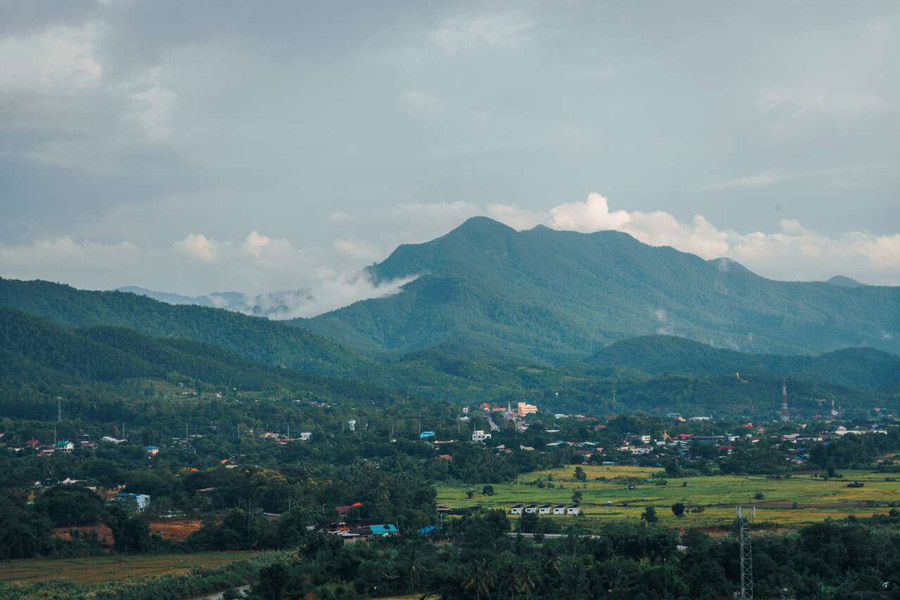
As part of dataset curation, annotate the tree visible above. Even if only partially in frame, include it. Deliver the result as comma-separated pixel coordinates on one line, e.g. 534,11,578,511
104,504,151,554
572,490,583,504
0,493,49,559
641,506,658,524
482,485,495,496
257,563,288,600
34,485,105,527
573,466,587,481
671,502,685,517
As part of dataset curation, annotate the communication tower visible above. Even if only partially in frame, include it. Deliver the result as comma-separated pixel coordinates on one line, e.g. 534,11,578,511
737,506,755,600
780,380,789,423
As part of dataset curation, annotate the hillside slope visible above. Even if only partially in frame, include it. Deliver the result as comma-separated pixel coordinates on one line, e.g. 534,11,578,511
299,217,900,362
0,278,366,377
0,308,404,405
584,335,900,390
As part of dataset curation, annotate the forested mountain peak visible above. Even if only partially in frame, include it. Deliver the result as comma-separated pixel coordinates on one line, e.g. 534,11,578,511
300,218,900,362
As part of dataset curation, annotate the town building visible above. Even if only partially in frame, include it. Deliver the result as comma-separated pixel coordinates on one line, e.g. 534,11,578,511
472,430,492,443
517,402,538,417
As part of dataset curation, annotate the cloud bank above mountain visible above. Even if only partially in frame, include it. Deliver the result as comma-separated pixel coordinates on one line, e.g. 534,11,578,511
1,2,897,309
3,193,900,318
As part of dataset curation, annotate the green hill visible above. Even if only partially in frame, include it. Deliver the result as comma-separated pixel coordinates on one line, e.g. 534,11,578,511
0,278,367,377
584,335,900,390
298,217,900,363
0,308,405,406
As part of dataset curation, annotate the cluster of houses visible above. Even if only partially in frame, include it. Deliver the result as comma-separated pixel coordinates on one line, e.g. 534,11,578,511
509,503,581,516
476,402,539,420
11,436,126,457
319,520,401,542
259,431,312,443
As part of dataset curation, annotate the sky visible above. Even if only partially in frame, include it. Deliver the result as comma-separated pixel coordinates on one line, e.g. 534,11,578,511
0,1,898,316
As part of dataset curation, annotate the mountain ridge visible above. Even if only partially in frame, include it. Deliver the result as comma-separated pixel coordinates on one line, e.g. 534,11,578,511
297,217,900,362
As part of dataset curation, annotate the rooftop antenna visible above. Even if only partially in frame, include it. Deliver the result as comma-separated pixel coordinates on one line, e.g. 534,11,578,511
737,506,755,600
780,380,789,423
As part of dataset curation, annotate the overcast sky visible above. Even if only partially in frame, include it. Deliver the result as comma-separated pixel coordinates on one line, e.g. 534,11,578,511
1,1,898,312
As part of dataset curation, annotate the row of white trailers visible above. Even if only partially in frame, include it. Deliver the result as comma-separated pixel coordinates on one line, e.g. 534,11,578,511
509,503,580,516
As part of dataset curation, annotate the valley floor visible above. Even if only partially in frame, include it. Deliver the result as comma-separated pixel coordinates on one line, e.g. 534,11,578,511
437,465,900,529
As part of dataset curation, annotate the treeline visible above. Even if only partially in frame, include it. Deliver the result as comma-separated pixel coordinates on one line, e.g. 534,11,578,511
248,512,900,600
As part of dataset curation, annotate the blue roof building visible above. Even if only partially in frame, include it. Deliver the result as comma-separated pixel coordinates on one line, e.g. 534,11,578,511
369,524,399,536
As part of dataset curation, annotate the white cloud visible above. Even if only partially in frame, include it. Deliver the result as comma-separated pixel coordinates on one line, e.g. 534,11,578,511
0,237,137,266
485,204,543,230
545,193,900,285
274,271,419,319
761,88,892,116
701,170,785,191
328,211,352,224
241,231,294,264
175,233,219,262
429,13,533,53
125,69,176,142
0,24,103,91
701,163,897,191
334,238,383,261
399,91,442,115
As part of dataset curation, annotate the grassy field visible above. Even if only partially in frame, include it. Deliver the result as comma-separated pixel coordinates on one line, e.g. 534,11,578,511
437,465,900,529
0,551,256,584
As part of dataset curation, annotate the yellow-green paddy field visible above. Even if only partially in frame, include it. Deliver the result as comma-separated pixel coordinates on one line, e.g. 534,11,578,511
437,465,900,530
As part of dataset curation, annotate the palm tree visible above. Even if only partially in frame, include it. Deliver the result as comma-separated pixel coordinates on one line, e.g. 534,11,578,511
463,559,497,600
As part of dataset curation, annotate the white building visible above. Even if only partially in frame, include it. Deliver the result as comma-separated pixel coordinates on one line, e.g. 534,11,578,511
509,505,523,515
566,504,581,515
472,430,492,443
538,504,552,515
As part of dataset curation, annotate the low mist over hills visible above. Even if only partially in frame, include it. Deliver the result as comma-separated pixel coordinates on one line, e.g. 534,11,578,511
297,217,900,363
117,286,315,319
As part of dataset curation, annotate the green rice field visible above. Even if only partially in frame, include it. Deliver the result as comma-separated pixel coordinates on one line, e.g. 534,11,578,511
437,464,900,529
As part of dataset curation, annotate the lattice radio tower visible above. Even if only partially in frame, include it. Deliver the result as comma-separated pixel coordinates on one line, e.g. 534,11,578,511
737,506,755,600
780,380,789,423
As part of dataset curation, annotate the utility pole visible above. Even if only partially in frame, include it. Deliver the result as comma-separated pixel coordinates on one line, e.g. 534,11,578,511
56,396,62,423
737,506,754,600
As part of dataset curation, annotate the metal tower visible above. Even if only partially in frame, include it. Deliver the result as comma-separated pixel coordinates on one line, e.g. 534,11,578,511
780,380,789,423
737,506,755,600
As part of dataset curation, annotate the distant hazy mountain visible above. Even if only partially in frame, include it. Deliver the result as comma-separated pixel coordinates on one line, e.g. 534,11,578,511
297,217,900,362
116,286,313,319
826,275,864,288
